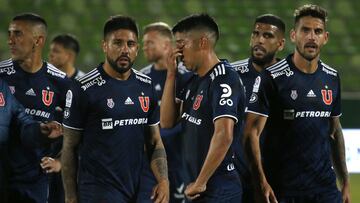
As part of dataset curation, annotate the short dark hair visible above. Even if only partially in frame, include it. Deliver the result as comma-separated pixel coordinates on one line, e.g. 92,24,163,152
294,4,328,25
255,14,285,34
172,13,219,44
143,22,172,40
12,13,47,33
103,15,139,39
52,34,80,55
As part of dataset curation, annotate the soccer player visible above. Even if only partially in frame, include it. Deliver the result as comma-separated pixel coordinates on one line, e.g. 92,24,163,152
49,34,85,80
230,14,285,203
0,78,63,203
61,15,169,203
0,13,69,203
138,22,190,203
46,33,84,203
243,4,351,203
161,14,246,202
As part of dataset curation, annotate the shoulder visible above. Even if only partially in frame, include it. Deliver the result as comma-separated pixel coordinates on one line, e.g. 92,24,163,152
209,62,238,82
76,67,106,91
264,58,292,80
230,58,250,73
0,59,16,76
319,61,338,77
74,69,86,79
45,62,67,79
139,64,153,75
133,69,153,85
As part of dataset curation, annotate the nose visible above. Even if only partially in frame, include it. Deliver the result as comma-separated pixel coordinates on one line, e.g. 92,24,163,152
8,33,14,45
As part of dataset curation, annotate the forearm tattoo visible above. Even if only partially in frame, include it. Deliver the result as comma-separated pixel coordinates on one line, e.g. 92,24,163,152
61,127,81,200
151,148,168,181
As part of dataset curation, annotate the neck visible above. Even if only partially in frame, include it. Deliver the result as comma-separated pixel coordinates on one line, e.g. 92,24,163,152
252,58,278,73
292,51,319,74
17,53,43,73
103,61,131,80
62,63,76,78
197,51,220,77
153,58,167,71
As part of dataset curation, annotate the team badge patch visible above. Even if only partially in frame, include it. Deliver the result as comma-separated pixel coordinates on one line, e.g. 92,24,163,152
193,95,203,110
290,90,298,100
107,98,115,108
321,89,333,105
42,88,54,106
138,96,150,112
0,92,5,106
65,90,73,108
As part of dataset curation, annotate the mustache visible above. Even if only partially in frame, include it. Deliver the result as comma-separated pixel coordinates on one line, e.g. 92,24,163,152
117,55,130,61
304,42,318,48
252,45,266,53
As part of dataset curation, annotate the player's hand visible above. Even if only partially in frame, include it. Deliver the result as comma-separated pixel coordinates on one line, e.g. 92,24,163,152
151,179,169,203
184,181,206,200
40,121,63,139
40,157,61,173
341,180,351,203
257,180,278,203
165,48,182,75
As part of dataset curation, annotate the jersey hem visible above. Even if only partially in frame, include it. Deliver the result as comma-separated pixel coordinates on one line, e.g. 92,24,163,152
213,114,238,123
245,110,269,117
62,124,84,131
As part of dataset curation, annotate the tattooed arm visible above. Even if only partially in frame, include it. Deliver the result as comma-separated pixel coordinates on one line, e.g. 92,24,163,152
145,124,169,203
329,117,350,202
61,127,82,203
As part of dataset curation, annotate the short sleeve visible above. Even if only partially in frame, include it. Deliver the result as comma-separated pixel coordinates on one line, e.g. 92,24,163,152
331,75,341,117
210,71,245,123
147,83,160,126
62,81,88,130
246,71,274,117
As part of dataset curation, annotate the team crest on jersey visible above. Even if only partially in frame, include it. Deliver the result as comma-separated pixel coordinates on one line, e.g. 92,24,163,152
321,89,333,105
290,90,298,100
0,92,5,106
9,86,15,94
107,98,115,108
138,96,150,112
193,95,203,110
42,88,54,106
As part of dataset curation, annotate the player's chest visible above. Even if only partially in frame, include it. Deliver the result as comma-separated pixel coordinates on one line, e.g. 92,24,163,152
184,81,211,115
89,86,154,117
5,76,62,109
277,76,338,109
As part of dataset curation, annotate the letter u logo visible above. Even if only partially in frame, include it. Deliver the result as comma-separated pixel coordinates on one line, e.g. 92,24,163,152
193,95,203,110
321,90,332,105
138,96,150,112
42,90,54,106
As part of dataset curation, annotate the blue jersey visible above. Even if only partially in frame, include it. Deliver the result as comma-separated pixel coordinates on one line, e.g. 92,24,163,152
0,79,49,202
232,58,261,106
63,64,159,202
247,54,340,196
178,60,246,187
0,59,69,182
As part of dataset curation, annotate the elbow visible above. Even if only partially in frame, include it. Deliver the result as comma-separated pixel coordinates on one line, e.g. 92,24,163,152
160,118,174,129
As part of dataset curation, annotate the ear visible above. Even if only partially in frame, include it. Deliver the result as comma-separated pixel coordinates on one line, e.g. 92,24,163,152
199,36,208,49
278,38,286,51
102,39,107,53
323,31,329,45
290,28,296,43
35,35,46,47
